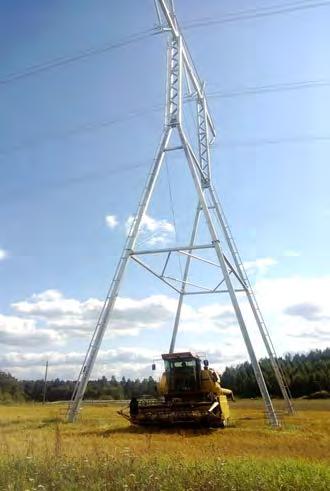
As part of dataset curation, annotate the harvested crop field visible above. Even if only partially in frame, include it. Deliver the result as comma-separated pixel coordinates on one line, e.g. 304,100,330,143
0,399,329,490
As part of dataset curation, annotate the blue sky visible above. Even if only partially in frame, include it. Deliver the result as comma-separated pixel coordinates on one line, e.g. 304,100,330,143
0,0,329,380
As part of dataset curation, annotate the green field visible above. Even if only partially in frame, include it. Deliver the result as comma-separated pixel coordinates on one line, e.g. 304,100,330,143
0,399,329,490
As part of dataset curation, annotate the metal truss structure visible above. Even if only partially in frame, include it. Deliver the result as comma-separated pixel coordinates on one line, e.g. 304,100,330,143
68,0,294,426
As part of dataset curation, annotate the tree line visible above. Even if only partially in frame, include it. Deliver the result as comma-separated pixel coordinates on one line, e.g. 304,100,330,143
0,348,329,403
221,348,330,398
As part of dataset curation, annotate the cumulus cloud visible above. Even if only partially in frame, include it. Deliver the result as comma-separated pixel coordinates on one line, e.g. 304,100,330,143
3,273,330,379
113,295,177,330
284,302,327,321
1,345,247,380
11,290,179,337
283,250,301,257
243,257,277,275
10,289,235,341
126,213,174,246
0,347,158,380
105,215,118,229
0,313,63,347
179,304,236,333
0,248,8,261
255,276,330,344
4,292,193,379
12,289,100,321
190,346,247,371
289,326,330,341
0,347,155,369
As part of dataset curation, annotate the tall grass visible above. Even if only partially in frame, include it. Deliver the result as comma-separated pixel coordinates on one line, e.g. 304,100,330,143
0,400,329,490
1,454,329,490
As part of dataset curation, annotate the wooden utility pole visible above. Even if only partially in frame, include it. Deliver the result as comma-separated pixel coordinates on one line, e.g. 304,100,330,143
43,360,48,404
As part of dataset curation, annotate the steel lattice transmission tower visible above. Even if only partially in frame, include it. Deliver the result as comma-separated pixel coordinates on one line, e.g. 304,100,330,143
68,0,294,426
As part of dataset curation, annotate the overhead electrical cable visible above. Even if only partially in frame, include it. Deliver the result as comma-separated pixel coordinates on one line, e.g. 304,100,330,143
218,134,330,148
1,78,329,158
207,79,330,99
1,0,329,86
0,102,163,158
0,160,150,205
2,133,329,205
0,28,156,85
184,0,330,30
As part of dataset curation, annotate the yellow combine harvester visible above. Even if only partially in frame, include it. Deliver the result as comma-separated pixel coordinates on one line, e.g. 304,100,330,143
118,352,234,427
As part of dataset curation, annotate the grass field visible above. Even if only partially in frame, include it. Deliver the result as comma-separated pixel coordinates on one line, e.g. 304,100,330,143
0,399,329,490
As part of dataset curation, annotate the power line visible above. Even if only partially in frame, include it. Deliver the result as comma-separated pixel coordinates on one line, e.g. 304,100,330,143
0,29,156,86
0,102,163,157
1,135,328,206
184,0,330,30
218,135,330,148
1,78,329,158
0,160,150,206
208,79,330,99
1,1,329,87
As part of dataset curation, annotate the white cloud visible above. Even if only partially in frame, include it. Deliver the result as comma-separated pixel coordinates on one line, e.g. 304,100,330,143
0,347,159,380
105,215,119,229
113,295,177,330
2,273,330,379
243,257,277,275
254,275,330,347
179,304,236,333
9,277,330,351
0,345,247,380
283,250,301,257
0,313,63,347
0,347,155,369
183,345,247,372
10,290,180,339
2,288,237,352
284,302,326,321
13,289,80,315
0,248,8,261
11,288,237,341
126,213,174,246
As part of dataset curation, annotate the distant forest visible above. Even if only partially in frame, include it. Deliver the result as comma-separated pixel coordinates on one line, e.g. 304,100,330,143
0,348,329,403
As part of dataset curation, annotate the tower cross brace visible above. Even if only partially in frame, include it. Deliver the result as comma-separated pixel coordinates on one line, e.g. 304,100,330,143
68,0,294,426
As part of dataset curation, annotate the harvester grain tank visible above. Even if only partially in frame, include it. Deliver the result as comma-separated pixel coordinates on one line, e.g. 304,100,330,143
118,352,234,427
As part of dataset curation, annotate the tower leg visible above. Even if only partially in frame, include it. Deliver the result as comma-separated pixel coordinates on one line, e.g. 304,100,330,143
208,186,294,414
179,126,280,427
67,127,172,422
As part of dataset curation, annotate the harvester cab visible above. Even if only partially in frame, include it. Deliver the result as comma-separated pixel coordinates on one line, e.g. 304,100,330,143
118,352,234,427
160,352,201,398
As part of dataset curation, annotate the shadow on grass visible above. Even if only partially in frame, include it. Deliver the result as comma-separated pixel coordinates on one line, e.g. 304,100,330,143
80,424,220,438
0,416,63,433
37,417,63,428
